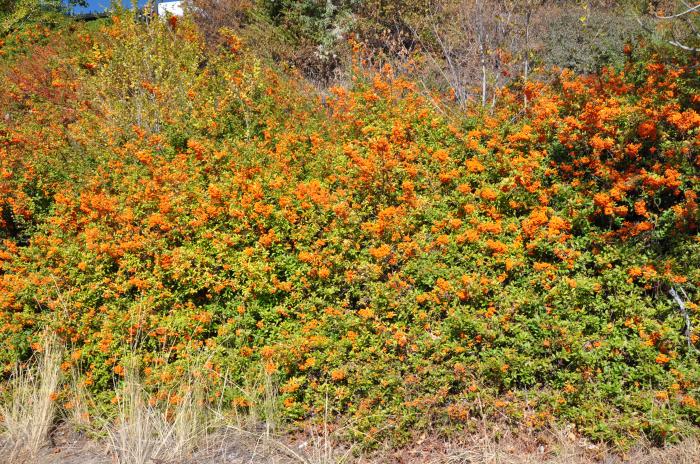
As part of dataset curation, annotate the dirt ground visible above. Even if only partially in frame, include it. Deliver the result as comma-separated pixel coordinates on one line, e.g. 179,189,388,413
18,424,700,464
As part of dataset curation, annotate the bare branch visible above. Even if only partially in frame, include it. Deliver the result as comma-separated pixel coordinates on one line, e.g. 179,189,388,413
670,287,699,353
654,3,700,20
635,13,700,52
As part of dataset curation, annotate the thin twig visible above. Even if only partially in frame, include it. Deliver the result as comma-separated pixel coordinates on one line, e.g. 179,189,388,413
670,287,699,353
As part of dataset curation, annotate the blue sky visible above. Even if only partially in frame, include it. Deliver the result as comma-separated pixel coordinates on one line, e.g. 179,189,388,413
67,0,150,14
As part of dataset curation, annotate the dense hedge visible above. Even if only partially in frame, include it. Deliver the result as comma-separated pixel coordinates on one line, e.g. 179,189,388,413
0,14,699,447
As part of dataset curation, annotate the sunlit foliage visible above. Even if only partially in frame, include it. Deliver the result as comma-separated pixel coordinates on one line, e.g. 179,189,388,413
0,13,699,448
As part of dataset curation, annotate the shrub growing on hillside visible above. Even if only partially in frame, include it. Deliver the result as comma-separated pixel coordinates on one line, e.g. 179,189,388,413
0,13,699,449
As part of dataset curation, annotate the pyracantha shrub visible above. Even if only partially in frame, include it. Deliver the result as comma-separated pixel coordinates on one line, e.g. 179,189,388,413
0,13,699,449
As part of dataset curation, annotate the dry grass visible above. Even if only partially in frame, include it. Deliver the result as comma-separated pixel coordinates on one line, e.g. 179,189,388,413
105,364,151,464
382,427,700,464
0,332,63,463
634,437,700,464
263,396,356,464
65,368,93,433
197,421,700,464
105,361,215,464
164,386,212,460
206,374,356,464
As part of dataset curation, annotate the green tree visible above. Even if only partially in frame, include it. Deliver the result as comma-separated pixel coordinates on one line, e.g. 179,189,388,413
1,0,63,35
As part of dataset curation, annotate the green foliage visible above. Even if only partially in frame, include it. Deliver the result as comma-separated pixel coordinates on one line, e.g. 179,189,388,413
542,5,640,74
1,0,66,36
